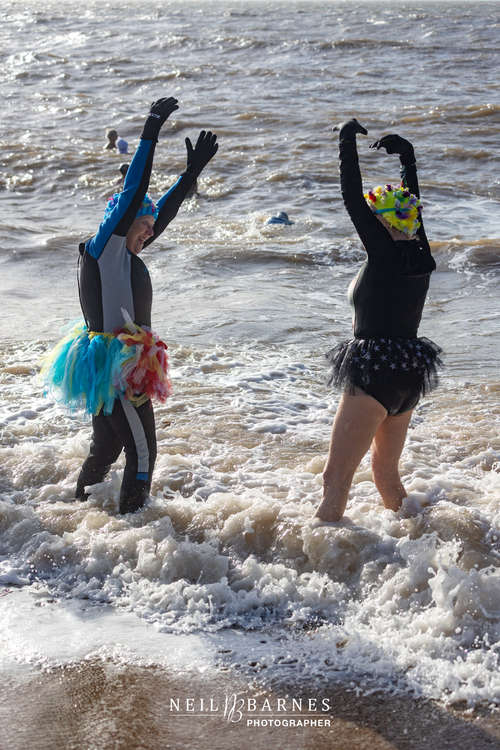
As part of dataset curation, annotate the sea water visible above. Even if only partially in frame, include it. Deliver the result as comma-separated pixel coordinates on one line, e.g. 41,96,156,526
0,0,499,708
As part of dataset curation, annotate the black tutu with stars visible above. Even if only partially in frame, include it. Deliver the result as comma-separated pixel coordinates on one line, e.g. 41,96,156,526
325,336,443,396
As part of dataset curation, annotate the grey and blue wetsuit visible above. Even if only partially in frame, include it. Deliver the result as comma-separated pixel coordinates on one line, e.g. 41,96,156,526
78,137,195,332
76,135,197,512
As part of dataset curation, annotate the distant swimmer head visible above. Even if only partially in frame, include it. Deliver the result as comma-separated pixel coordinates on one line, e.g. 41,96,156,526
266,211,294,226
117,138,129,154
105,129,118,149
365,184,421,238
103,192,159,222
119,163,129,178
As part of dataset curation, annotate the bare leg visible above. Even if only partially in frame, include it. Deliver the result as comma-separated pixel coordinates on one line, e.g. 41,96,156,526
371,408,413,512
316,390,387,522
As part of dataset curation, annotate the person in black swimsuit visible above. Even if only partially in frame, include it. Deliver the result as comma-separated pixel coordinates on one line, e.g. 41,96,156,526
44,97,218,514
315,118,441,523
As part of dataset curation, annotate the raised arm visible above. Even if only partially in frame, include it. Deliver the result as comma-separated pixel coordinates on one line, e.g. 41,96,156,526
370,133,420,196
338,119,386,249
144,130,218,248
370,133,429,243
86,97,179,259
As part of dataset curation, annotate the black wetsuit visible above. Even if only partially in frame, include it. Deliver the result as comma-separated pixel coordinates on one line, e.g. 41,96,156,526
76,136,197,512
326,135,441,415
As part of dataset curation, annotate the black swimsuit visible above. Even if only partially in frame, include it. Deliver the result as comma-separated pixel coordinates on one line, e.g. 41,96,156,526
326,136,442,415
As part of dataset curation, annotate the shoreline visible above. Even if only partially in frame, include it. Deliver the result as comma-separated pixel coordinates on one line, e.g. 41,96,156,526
1,658,500,750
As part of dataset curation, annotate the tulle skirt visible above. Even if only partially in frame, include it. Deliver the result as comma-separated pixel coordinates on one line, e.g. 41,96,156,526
325,336,442,397
40,319,172,415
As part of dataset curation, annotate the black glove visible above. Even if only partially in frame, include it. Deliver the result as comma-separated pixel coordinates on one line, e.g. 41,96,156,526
370,134,415,165
141,97,179,140
337,118,368,140
185,131,218,177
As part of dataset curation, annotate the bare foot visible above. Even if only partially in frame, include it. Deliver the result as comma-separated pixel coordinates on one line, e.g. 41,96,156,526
315,474,348,522
382,497,404,513
314,500,343,523
381,484,406,513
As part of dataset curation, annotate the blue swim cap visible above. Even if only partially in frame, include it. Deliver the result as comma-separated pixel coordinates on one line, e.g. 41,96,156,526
104,193,159,222
266,211,294,226
136,194,158,219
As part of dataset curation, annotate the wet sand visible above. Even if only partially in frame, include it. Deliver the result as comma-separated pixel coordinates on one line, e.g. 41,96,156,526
1,661,499,750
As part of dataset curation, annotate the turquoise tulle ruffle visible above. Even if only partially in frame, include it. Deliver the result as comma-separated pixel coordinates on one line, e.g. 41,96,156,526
41,322,129,415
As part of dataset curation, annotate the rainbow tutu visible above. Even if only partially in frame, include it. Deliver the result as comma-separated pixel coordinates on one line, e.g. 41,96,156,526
41,318,172,415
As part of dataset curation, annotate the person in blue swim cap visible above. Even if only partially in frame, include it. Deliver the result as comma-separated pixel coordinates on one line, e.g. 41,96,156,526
117,137,129,154
266,211,294,225
43,98,218,514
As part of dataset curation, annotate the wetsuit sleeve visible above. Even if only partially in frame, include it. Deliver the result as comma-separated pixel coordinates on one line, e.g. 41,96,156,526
399,152,420,199
339,136,388,256
143,170,198,248
86,137,157,259
400,153,432,251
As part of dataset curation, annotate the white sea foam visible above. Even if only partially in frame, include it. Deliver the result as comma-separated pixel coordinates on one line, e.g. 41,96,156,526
1,345,499,706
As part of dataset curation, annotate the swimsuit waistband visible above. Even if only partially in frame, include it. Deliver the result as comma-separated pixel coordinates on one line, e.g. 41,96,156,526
87,330,115,340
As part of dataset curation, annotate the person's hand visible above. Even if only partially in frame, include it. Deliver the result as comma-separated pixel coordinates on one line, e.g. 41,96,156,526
369,133,413,156
337,118,368,139
185,131,218,176
141,97,179,139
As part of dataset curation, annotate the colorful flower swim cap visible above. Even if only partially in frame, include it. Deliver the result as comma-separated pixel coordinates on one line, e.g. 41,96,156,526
365,184,421,237
103,193,158,222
